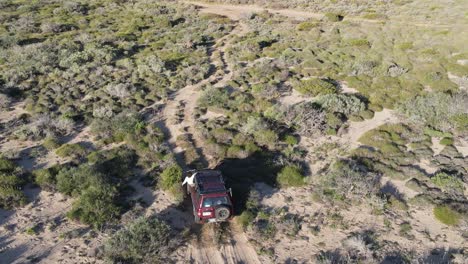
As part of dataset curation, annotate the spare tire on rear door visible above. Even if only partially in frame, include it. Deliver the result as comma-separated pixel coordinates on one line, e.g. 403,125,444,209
215,205,231,221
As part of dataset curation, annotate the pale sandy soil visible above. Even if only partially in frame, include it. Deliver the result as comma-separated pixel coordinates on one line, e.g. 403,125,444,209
448,72,468,91
339,81,359,94
278,89,306,106
1,2,467,264
0,190,106,264
454,138,468,157
251,182,467,263
431,137,445,156
342,109,399,148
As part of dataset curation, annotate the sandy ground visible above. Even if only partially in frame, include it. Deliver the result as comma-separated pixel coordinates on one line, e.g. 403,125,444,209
1,2,467,264
0,190,106,264
342,109,399,148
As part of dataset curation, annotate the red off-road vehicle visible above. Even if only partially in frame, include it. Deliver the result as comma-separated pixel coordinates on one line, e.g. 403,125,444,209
187,170,233,223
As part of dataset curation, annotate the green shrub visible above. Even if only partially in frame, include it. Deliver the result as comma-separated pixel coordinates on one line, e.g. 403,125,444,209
253,129,278,149
294,78,336,97
0,158,16,172
346,38,370,47
433,205,461,226
33,167,60,191
284,135,298,145
55,143,87,159
43,137,61,150
238,210,255,229
91,112,144,143
104,216,173,263
296,21,318,31
55,148,135,228
430,172,464,193
387,196,408,211
277,165,305,188
67,184,121,228
439,137,453,145
399,92,467,134
0,157,27,209
399,222,412,237
359,110,375,119
324,13,343,22
159,165,182,190
25,225,39,236
349,115,364,122
316,94,365,116
226,145,248,158
159,165,182,193
450,113,468,133
423,127,452,138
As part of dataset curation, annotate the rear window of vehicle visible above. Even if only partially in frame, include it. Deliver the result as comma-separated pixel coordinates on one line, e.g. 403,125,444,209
202,196,229,207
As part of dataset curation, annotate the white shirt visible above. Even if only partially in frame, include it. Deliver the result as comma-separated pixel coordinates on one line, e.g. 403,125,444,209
182,173,196,186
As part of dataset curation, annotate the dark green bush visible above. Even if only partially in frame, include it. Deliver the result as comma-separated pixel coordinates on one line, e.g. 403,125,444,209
33,166,61,191
103,217,174,264
159,165,182,191
0,157,27,209
68,184,121,228
42,136,61,150
55,143,87,159
159,164,183,201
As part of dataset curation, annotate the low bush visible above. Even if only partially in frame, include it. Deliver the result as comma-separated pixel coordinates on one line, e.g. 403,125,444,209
68,184,121,229
0,157,27,209
316,94,366,116
296,21,318,31
346,38,370,47
284,135,298,146
33,166,61,191
55,148,136,227
439,137,453,146
254,129,278,149
103,217,174,263
159,165,182,191
294,78,336,97
359,110,375,120
238,210,255,229
430,172,464,194
42,137,61,150
398,92,468,134
55,143,88,159
433,205,461,226
159,164,183,201
324,13,343,22
320,160,381,201
277,165,305,188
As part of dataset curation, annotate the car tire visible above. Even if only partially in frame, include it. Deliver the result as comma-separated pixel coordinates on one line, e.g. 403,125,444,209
215,206,231,221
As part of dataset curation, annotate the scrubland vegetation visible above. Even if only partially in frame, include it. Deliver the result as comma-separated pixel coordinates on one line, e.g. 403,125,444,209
1,0,468,263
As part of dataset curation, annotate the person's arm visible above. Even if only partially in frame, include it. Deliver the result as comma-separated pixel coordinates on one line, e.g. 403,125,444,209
182,177,188,186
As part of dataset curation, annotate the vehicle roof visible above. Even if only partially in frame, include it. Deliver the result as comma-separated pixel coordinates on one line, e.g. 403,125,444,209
194,170,227,195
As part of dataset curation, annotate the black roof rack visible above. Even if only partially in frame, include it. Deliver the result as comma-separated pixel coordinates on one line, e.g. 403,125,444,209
194,170,227,194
